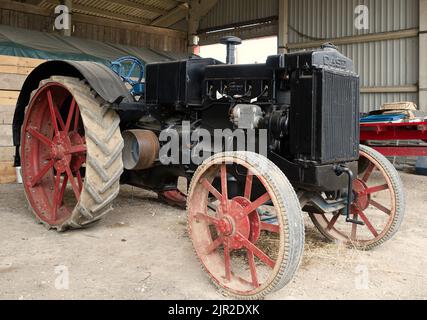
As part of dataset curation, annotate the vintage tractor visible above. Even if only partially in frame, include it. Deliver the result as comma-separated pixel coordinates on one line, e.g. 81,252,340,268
12,38,405,299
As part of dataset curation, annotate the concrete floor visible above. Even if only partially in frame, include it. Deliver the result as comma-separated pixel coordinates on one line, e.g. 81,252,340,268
0,172,426,300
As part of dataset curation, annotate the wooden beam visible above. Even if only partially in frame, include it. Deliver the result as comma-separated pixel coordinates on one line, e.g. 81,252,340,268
288,28,419,50
360,85,418,94
151,3,189,28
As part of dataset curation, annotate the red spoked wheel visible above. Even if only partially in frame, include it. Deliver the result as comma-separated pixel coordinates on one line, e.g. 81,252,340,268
21,76,124,231
309,145,405,250
188,152,304,299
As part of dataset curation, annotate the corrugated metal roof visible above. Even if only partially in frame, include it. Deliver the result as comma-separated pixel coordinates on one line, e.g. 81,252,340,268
199,0,278,32
38,0,181,24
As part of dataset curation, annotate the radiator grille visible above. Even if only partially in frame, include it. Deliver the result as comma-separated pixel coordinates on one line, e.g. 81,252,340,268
320,70,360,163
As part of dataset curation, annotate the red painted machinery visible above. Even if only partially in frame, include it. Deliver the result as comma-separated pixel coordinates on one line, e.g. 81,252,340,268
361,121,427,157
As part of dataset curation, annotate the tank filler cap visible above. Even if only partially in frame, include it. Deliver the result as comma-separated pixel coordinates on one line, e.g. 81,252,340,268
321,42,338,50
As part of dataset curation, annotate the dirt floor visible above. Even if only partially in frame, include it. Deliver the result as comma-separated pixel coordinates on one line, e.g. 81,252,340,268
0,172,426,300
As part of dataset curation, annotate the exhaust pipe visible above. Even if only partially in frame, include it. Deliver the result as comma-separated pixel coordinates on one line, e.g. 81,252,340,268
220,36,242,65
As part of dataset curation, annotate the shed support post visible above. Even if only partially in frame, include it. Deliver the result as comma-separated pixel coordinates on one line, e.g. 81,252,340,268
60,0,72,37
187,0,219,55
278,0,289,54
420,0,427,112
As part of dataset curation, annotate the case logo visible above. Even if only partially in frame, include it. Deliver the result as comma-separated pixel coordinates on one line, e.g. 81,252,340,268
323,56,347,69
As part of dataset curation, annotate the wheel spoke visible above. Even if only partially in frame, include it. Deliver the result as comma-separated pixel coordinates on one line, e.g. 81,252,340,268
326,213,340,231
52,173,61,220
46,89,60,135
370,200,391,215
362,184,389,195
220,164,228,204
30,160,54,187
247,250,260,288
53,104,65,131
58,174,68,206
238,233,275,269
356,209,379,238
65,98,76,134
362,163,375,182
201,179,223,202
223,239,232,281
195,212,220,225
244,171,253,199
243,193,271,217
260,222,280,233
206,236,224,254
67,144,87,155
27,127,53,147
127,63,136,78
65,166,80,200
73,103,80,131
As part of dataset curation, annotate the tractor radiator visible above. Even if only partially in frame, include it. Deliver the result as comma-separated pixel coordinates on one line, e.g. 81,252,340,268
290,68,360,164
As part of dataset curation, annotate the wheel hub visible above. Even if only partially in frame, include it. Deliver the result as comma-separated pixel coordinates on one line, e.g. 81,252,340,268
215,198,258,250
217,216,234,236
353,179,370,210
51,132,72,172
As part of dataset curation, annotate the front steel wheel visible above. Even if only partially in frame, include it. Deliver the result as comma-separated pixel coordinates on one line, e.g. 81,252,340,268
21,76,124,231
187,152,305,299
309,145,405,250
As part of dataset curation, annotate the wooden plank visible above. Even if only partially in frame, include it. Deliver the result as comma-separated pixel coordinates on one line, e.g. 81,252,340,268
0,106,15,125
0,97,17,106
0,65,34,75
0,124,13,147
0,161,16,184
0,91,20,99
0,55,44,68
0,73,27,91
0,146,15,162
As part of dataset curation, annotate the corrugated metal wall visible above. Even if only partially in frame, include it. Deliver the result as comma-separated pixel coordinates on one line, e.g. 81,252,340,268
288,0,420,112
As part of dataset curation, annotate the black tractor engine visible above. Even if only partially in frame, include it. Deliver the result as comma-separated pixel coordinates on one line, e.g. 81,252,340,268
129,41,360,194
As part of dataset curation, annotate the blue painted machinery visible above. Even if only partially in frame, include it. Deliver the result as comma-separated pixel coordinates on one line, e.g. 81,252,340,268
110,56,145,96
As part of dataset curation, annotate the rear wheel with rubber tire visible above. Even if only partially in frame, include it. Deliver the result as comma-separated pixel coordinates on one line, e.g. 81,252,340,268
21,76,124,231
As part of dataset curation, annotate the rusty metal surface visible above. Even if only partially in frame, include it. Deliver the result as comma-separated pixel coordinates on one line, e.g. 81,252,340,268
122,129,160,170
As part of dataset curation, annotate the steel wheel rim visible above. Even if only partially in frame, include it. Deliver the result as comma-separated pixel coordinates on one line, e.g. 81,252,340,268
311,150,397,246
21,83,87,226
188,157,287,296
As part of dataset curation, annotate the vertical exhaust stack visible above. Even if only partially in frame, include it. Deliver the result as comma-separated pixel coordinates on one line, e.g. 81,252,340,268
220,36,242,64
